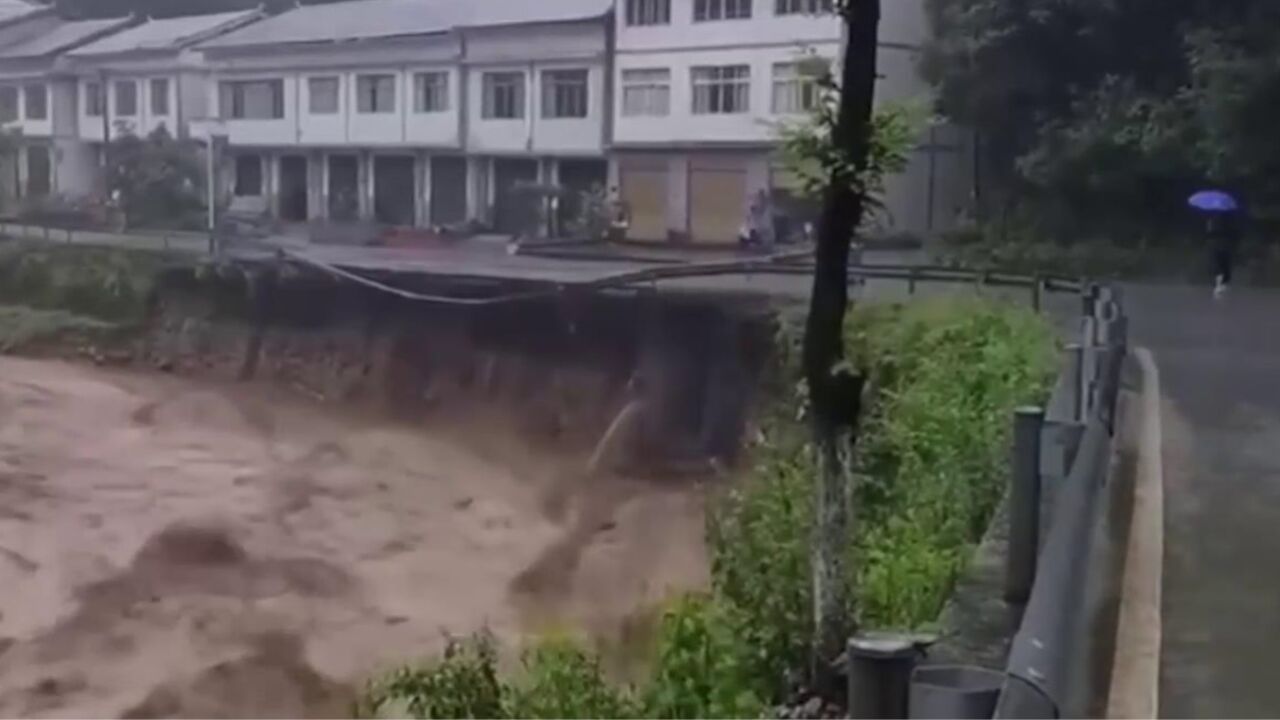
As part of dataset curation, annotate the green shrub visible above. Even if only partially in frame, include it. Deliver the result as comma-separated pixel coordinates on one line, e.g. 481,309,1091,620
848,299,1055,629
707,430,813,698
508,636,637,719
0,242,170,322
708,297,1055,690
361,633,505,719
362,297,1056,716
641,596,765,720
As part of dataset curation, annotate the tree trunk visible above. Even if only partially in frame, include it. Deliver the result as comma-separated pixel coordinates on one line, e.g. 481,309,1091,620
803,0,881,696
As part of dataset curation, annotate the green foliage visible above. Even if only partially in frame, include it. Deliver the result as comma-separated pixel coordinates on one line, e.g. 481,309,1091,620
106,125,207,231
774,62,926,226
0,242,169,322
710,297,1055,675
361,634,506,719
641,596,765,719
508,636,637,719
0,305,116,353
707,421,813,698
924,0,1280,237
846,300,1055,628
362,299,1055,717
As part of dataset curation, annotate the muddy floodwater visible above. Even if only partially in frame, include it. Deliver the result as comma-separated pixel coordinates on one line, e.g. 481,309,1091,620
0,356,708,717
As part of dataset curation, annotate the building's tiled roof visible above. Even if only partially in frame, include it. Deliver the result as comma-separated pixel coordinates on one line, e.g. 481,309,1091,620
199,0,611,50
0,0,45,27
69,9,260,57
0,16,134,59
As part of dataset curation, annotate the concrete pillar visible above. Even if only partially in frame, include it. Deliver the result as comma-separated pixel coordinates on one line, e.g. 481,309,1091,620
667,154,689,242
308,150,324,221
319,152,331,220
360,150,373,220
418,151,431,227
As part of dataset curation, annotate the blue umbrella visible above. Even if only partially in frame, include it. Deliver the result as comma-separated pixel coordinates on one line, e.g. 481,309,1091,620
1189,190,1239,213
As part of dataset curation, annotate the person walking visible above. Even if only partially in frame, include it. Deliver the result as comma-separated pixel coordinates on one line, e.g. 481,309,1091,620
1208,213,1240,298
1188,189,1242,299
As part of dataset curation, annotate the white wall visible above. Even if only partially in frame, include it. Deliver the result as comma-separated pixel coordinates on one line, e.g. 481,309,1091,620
79,72,180,141
212,71,300,146
0,76,54,138
462,21,608,156
54,136,98,196
612,0,936,146
613,43,840,146
466,62,607,155
614,0,841,52
215,66,464,149
204,37,465,149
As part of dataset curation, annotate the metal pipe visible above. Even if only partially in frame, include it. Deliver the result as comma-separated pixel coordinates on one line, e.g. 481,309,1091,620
1007,406,1045,603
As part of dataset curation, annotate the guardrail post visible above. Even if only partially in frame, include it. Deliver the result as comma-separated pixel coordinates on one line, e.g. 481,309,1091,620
1007,406,1045,603
908,269,918,295
1079,317,1098,417
1064,343,1084,424
911,666,1005,719
1031,278,1044,313
848,636,921,720
1081,283,1098,318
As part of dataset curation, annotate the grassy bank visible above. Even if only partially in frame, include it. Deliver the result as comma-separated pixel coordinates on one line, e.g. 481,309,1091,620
935,228,1280,285
0,240,174,323
359,297,1056,718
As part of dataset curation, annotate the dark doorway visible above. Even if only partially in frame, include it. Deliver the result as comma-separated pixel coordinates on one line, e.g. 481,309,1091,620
557,158,607,237
26,145,51,198
430,156,467,226
493,158,538,235
327,154,359,221
279,155,308,221
374,155,416,226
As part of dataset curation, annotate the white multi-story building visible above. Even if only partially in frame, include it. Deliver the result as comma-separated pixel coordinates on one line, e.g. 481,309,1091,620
0,0,968,238
0,5,134,205
610,0,971,243
194,0,612,231
66,10,264,145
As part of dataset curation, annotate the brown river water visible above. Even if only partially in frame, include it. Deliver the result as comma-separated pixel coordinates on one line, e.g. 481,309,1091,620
0,356,708,717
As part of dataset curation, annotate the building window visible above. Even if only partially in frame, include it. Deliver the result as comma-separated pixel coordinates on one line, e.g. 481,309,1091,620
414,72,448,113
219,79,284,120
23,83,46,120
0,86,14,122
542,69,588,119
85,82,104,117
234,154,263,197
308,76,339,114
772,61,824,114
692,65,751,114
621,68,670,117
482,71,525,120
775,0,833,14
357,74,396,114
626,0,670,25
114,80,137,117
695,0,752,21
150,78,170,116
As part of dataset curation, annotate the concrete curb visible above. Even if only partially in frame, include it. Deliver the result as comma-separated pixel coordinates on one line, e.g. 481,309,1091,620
1106,347,1164,719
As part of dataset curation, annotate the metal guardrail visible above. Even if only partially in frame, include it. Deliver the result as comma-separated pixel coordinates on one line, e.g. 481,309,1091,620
994,285,1129,719
0,219,210,254
855,284,1129,720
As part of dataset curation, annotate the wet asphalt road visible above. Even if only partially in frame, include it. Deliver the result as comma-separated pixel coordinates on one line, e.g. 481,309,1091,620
1125,284,1280,718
